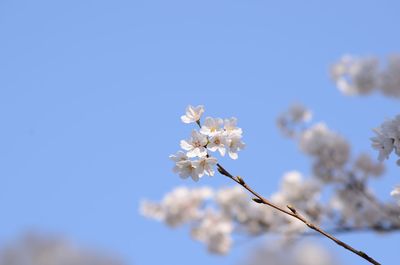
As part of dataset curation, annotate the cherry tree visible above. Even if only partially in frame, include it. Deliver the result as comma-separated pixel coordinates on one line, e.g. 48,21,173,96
141,54,400,265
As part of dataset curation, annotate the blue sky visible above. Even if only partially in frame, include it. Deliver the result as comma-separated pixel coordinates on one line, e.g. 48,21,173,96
1,0,399,264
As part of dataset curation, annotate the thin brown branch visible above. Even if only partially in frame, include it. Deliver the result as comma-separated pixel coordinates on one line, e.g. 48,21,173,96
306,224,400,236
216,163,381,265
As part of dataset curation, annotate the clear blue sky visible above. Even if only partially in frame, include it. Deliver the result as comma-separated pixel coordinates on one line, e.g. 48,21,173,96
1,1,399,264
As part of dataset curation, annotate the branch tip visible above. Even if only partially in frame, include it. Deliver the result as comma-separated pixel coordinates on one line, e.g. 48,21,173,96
287,205,297,214
237,176,245,185
252,198,264,204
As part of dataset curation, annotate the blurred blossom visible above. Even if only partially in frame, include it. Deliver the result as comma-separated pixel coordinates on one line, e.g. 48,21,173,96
243,241,339,265
215,186,275,235
276,103,312,137
216,186,251,223
0,233,124,265
354,153,385,177
271,171,321,221
294,243,338,265
140,186,213,227
391,187,400,206
191,211,233,254
331,55,378,96
331,54,400,98
330,187,384,227
300,123,350,181
380,55,400,97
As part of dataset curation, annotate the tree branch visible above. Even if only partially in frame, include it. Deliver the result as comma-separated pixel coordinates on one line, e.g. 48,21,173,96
216,163,381,265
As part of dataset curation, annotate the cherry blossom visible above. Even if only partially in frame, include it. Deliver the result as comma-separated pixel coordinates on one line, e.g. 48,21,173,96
193,156,218,178
226,132,245,160
200,117,224,136
207,132,228,156
180,130,208,158
181,105,205,124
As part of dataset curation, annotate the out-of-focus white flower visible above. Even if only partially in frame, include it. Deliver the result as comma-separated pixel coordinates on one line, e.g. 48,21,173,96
243,242,338,265
331,55,378,96
330,187,383,227
0,233,124,265
200,117,223,136
216,186,250,222
354,153,385,177
288,104,312,123
276,103,312,137
272,171,320,204
391,186,400,205
380,55,400,97
226,132,245,160
180,130,208,158
191,211,233,254
294,243,338,265
216,186,281,235
181,105,205,123
300,123,349,179
140,201,164,221
140,187,213,227
331,54,400,98
193,156,218,178
271,171,321,222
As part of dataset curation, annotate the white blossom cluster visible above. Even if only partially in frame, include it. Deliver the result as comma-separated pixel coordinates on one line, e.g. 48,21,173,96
141,171,328,254
191,211,234,254
140,186,233,254
0,233,124,265
140,186,213,227
331,54,400,97
170,105,245,182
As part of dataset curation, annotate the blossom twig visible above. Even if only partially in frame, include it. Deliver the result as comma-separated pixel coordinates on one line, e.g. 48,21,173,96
216,163,381,265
